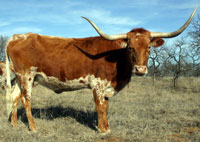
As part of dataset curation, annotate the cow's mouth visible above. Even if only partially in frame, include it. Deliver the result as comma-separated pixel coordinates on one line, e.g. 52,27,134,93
134,72,146,76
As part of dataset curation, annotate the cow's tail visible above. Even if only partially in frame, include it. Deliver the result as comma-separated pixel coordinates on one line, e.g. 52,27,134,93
5,39,12,117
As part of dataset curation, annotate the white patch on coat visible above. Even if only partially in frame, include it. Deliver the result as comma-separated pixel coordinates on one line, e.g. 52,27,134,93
35,72,89,92
120,42,127,48
0,63,6,89
15,67,36,100
14,66,116,104
0,63,16,90
19,34,27,40
26,68,36,100
89,75,116,104
12,83,21,106
8,33,29,43
16,67,117,104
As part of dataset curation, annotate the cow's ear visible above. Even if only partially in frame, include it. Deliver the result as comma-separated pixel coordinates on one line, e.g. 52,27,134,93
150,38,164,48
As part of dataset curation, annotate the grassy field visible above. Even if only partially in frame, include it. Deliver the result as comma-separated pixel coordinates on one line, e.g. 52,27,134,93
0,77,200,142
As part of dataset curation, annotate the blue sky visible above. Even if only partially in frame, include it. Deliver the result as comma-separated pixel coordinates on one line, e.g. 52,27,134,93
0,0,199,41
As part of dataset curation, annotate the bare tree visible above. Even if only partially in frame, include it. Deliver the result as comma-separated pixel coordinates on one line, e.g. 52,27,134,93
186,47,200,76
149,45,164,84
163,38,188,87
187,14,200,76
188,15,200,51
0,35,9,61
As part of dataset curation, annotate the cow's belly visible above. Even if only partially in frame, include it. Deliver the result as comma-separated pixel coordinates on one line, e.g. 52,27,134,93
35,72,90,93
34,72,116,97
25,69,117,104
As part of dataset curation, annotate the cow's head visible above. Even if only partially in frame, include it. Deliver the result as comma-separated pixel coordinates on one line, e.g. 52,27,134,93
125,28,164,76
82,7,197,76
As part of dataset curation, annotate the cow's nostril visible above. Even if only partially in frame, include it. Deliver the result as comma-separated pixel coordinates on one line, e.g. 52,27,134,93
134,65,147,76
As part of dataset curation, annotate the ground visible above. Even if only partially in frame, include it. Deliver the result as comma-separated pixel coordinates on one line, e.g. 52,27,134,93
0,77,200,142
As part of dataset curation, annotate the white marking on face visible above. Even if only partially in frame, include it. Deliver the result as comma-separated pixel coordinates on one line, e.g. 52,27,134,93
135,33,142,41
136,33,141,36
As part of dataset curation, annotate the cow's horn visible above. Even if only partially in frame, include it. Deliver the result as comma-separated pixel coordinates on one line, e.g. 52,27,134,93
150,7,198,38
82,16,127,40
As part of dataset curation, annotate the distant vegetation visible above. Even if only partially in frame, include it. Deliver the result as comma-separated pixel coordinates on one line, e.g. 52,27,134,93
148,15,200,87
0,35,8,61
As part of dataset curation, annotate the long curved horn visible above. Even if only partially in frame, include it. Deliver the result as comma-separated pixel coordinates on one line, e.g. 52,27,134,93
150,6,198,38
82,16,127,40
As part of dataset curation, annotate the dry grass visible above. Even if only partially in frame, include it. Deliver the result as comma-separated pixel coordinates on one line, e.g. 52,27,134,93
0,77,199,142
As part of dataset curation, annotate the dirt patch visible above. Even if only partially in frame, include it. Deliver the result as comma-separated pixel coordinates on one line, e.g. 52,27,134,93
185,127,200,134
96,135,129,142
167,134,189,142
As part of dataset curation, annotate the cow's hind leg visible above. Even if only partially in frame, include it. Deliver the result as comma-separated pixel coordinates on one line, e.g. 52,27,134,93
93,90,110,134
10,83,21,127
18,71,36,132
21,93,36,132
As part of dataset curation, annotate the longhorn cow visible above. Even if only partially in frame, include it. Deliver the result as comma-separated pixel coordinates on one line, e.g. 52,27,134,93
5,7,197,133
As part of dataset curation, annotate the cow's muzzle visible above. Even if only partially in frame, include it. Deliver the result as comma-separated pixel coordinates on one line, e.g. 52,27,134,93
134,65,148,76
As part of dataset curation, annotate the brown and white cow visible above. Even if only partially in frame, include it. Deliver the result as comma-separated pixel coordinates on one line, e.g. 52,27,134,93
0,61,15,91
0,61,19,117
5,7,197,133
0,61,7,90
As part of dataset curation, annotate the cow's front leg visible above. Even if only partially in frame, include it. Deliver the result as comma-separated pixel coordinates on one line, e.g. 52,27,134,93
93,89,111,134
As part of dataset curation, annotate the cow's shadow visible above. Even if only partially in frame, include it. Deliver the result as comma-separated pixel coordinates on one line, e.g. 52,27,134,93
15,106,98,131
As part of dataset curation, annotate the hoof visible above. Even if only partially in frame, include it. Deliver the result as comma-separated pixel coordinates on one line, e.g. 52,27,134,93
102,129,111,135
29,127,37,132
30,129,37,133
98,128,112,135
